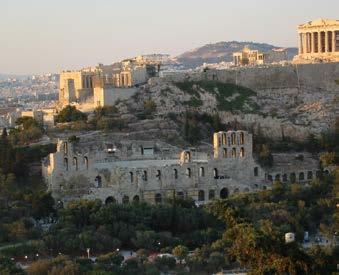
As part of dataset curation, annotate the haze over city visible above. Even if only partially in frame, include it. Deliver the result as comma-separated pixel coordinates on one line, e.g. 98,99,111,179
1,0,339,74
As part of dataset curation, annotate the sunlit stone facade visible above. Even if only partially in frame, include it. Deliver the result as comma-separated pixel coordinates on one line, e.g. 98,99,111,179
294,19,339,63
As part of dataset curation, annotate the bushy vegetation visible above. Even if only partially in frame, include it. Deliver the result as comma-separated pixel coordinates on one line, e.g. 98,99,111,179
8,117,44,145
179,111,226,145
92,106,125,131
135,100,157,120
0,129,56,245
254,117,339,165
56,105,87,123
43,198,222,254
175,80,259,112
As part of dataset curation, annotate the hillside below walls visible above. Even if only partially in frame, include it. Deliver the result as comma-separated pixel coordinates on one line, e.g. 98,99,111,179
119,63,339,141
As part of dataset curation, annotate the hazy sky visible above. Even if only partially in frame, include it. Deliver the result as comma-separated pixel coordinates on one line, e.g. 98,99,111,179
1,0,338,74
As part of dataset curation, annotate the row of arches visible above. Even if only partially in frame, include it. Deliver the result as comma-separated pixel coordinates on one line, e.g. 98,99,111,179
63,156,88,171
222,147,245,158
127,167,225,182
221,132,245,147
267,170,321,183
104,187,250,205
105,195,140,205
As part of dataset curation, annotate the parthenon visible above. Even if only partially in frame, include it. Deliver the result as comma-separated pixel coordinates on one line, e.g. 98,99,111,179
294,18,339,63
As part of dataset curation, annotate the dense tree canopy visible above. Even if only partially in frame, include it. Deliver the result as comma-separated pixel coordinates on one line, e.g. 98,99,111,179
56,105,87,123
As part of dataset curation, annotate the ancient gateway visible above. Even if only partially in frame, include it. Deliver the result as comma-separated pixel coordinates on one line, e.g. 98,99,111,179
42,131,320,205
295,18,339,63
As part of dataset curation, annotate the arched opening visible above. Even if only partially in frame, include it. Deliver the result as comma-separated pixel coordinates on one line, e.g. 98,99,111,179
208,190,215,200
73,157,78,171
223,148,227,158
213,168,218,179
105,196,116,204
95,175,102,188
199,167,205,177
122,195,129,204
231,133,236,145
290,173,296,183
186,168,191,178
84,156,89,170
174,169,178,179
307,171,313,180
64,157,68,171
232,148,236,158
268,175,273,181
130,172,134,183
239,132,244,145
222,133,227,145
244,187,250,192
133,195,140,203
63,142,68,155
263,186,267,190
254,167,258,177
275,174,281,181
220,188,228,199
155,193,162,204
182,151,191,163
156,170,161,180
177,191,184,200
282,174,288,182
299,172,305,181
143,170,148,181
198,190,205,201
240,147,245,158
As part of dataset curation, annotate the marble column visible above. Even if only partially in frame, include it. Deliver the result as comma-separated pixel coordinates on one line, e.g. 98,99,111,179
304,33,308,53
299,33,303,54
318,32,322,53
325,31,329,52
334,31,337,52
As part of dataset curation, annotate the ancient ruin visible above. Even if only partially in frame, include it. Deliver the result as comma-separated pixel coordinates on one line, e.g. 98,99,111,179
42,130,320,205
294,18,339,63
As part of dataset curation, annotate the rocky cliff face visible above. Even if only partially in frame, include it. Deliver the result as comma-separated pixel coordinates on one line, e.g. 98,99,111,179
116,63,338,141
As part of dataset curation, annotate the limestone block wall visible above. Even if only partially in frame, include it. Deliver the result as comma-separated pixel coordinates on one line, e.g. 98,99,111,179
161,62,339,92
94,87,137,107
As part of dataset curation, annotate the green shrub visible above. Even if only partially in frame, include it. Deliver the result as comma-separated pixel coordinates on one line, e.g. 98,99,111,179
56,106,87,123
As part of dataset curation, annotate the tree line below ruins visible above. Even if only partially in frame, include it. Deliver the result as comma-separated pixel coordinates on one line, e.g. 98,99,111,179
0,104,338,274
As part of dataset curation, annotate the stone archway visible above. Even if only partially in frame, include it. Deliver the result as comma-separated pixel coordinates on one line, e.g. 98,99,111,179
105,196,116,204
133,195,140,203
220,188,229,199
122,195,129,204
198,190,205,201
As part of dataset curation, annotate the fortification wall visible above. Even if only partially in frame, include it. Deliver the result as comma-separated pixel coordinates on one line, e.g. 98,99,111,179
161,62,339,92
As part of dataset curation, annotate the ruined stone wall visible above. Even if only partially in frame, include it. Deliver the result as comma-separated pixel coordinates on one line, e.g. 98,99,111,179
43,131,270,204
94,87,137,107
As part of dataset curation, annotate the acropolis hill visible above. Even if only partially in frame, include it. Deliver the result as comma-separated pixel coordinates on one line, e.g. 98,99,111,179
51,18,338,143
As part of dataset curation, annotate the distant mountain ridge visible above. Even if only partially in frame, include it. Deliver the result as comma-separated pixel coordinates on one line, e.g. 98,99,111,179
176,41,298,69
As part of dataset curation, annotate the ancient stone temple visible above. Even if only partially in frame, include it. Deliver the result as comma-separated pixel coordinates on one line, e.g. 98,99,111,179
294,18,339,63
